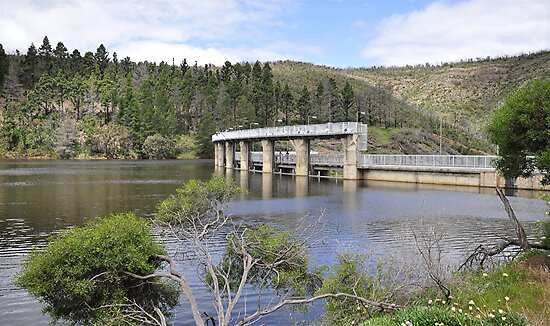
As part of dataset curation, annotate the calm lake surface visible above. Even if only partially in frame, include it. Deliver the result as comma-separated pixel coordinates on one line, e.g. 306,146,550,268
0,160,548,325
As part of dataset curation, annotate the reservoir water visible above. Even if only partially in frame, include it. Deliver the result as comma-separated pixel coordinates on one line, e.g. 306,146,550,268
0,160,547,325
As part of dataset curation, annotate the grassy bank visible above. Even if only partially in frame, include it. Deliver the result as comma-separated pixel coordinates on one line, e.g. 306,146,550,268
362,262,549,325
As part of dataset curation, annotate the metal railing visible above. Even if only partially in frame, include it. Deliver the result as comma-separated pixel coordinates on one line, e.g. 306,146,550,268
251,152,263,162
235,153,497,170
212,122,368,142
311,153,344,166
358,154,497,169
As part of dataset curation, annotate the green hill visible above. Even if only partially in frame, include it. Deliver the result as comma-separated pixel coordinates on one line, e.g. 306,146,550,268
1,37,547,158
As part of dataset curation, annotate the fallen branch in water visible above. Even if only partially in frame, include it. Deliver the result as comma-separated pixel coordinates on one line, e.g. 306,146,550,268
460,187,550,270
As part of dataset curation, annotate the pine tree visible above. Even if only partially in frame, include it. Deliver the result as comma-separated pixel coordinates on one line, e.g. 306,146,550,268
68,74,87,120
38,36,54,76
21,43,38,87
259,62,274,125
296,86,311,124
340,81,355,121
53,42,69,73
69,49,83,77
95,44,110,77
326,78,339,122
281,83,294,124
0,43,8,92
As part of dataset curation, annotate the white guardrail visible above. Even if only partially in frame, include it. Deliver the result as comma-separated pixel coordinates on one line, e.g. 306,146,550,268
234,153,497,169
358,154,497,169
235,153,497,169
212,122,368,142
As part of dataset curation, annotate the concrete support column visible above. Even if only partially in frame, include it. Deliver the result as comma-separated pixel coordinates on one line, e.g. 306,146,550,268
342,134,360,180
214,143,218,167
261,140,275,173
239,141,250,171
225,142,234,169
292,139,310,177
216,143,225,168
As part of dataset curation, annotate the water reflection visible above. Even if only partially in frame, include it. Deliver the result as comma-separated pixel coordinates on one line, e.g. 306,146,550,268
295,176,309,197
262,173,272,199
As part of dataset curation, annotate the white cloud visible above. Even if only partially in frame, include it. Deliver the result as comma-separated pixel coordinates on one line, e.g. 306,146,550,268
362,0,550,66
0,0,299,64
112,41,235,66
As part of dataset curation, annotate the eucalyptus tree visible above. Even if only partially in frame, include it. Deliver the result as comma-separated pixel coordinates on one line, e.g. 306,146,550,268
488,79,550,185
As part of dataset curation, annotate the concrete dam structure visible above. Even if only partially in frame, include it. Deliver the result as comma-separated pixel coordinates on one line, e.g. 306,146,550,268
212,122,549,191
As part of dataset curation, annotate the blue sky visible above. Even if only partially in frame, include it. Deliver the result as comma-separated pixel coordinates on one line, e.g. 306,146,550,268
1,0,550,67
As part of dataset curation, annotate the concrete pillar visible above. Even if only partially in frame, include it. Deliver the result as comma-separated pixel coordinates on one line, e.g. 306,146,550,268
292,139,310,176
239,141,250,171
214,143,220,167
217,143,225,168
342,134,359,180
261,139,275,173
225,142,234,169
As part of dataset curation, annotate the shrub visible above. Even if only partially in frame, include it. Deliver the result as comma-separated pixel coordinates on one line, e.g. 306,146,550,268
53,118,79,158
517,248,548,262
318,252,396,325
15,213,178,324
91,123,133,158
142,134,176,159
213,224,322,296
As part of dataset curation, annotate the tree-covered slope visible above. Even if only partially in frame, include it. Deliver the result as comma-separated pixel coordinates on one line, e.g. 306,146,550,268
1,36,546,159
344,51,550,136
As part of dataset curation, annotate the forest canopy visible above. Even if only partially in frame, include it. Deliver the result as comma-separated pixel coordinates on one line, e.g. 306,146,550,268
0,36,457,159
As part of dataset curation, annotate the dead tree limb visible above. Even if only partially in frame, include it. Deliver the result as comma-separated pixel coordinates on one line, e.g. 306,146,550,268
234,293,400,326
496,187,529,250
460,187,549,270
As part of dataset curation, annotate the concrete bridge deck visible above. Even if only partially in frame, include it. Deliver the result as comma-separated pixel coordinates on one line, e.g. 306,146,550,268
212,122,368,142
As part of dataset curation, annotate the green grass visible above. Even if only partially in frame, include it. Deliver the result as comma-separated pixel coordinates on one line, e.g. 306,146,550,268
358,262,549,326
450,264,550,325
368,127,401,145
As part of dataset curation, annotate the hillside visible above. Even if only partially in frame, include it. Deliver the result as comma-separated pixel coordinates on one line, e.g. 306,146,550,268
0,37,547,158
269,51,550,154
344,51,550,136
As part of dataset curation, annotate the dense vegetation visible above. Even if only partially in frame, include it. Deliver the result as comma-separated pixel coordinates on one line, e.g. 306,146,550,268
488,79,550,184
15,213,179,324
0,36,509,159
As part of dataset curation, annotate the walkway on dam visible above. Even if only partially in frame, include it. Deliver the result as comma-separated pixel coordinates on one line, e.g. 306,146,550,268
212,122,368,179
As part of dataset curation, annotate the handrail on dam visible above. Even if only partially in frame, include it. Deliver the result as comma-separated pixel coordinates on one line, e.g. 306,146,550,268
212,122,367,142
358,154,497,169
235,152,497,170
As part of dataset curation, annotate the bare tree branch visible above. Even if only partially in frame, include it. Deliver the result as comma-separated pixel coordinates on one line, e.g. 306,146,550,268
235,293,400,326
121,254,205,326
460,187,550,270
496,187,529,250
